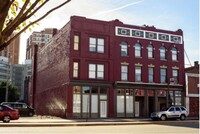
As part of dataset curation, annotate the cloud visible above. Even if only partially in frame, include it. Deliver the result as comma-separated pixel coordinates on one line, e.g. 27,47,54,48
90,0,144,18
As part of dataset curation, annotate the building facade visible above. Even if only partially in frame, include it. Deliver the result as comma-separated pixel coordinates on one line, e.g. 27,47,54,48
0,33,20,64
33,16,185,118
0,56,10,81
26,28,58,60
185,61,199,117
10,64,26,100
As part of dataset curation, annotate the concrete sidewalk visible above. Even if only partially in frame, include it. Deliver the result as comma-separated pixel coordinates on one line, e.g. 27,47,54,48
0,116,199,127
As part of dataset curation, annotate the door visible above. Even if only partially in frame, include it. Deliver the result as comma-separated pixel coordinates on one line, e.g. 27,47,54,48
100,101,107,118
135,101,139,117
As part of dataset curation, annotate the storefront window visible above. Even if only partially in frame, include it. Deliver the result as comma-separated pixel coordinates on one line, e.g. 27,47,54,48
157,90,166,96
175,91,181,105
169,91,174,106
135,89,144,96
73,86,81,114
117,89,125,116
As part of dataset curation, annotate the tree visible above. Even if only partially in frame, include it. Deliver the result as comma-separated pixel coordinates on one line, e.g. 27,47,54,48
0,80,20,102
0,0,71,51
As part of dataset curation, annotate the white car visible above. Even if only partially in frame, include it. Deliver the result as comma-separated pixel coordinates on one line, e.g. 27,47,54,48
151,106,189,121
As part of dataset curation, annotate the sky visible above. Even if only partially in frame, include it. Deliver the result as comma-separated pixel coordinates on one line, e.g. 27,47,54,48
19,0,199,67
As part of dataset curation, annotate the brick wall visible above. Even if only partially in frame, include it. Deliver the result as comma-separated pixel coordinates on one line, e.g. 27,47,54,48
189,97,199,117
34,22,71,117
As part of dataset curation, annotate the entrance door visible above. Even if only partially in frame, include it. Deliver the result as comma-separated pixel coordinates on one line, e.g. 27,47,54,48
135,101,139,117
100,101,107,118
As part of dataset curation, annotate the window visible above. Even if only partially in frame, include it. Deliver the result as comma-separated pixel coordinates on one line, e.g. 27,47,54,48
172,69,178,84
147,45,153,58
89,37,104,53
135,43,141,57
89,64,104,79
160,68,167,83
175,107,181,111
160,46,166,60
148,67,154,82
73,62,79,78
121,65,128,80
121,42,128,56
135,66,142,81
169,107,175,112
74,35,79,50
172,48,178,61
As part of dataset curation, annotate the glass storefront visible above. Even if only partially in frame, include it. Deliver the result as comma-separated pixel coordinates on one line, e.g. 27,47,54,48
116,88,183,118
73,86,108,118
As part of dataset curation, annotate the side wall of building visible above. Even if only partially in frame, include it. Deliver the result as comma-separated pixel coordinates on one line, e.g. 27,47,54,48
34,23,71,117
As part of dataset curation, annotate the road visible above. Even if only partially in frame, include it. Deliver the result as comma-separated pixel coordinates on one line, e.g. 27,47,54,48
1,123,199,134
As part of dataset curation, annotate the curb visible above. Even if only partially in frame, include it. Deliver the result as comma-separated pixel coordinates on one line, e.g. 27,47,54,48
0,120,198,127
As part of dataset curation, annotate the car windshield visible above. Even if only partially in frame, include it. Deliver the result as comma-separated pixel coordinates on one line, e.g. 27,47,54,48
3,105,14,110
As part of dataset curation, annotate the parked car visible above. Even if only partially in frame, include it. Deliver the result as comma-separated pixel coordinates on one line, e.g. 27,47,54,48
0,104,19,123
1,102,35,117
151,106,189,121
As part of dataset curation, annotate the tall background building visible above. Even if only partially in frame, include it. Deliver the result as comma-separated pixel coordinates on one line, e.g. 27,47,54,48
26,28,58,60
0,33,20,64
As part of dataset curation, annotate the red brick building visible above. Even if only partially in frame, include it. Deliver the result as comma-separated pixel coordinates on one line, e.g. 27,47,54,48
185,61,199,117
33,16,185,118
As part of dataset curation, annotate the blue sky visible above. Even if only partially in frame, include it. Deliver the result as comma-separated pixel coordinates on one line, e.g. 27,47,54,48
20,0,199,66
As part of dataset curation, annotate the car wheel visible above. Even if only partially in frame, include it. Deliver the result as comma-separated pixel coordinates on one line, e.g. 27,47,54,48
29,112,33,117
180,115,186,120
3,115,10,123
160,115,166,121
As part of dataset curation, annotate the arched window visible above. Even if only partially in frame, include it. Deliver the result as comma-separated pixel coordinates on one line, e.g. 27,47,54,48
135,43,141,57
121,42,128,56
147,44,153,58
160,46,166,60
172,48,178,61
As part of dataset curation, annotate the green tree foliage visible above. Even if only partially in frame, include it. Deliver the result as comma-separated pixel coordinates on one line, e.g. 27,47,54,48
0,0,71,50
0,80,20,103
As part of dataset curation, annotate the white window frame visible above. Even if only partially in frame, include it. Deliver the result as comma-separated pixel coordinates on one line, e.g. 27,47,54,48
89,37,104,53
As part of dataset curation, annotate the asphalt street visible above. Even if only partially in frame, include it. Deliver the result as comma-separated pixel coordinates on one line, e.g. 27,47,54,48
0,123,199,134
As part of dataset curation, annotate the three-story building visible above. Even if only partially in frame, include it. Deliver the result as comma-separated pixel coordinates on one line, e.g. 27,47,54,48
33,16,185,118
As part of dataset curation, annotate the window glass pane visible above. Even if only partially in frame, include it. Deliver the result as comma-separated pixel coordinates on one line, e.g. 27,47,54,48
89,38,96,52
172,48,177,61
97,64,104,79
160,46,166,59
135,43,141,57
90,38,96,44
117,96,124,113
121,65,128,80
74,35,79,50
73,62,78,78
135,66,141,81
97,38,104,45
148,67,154,82
160,68,166,83
89,64,96,78
121,44,128,56
91,95,98,113
89,64,95,70
97,38,104,53
148,45,153,58
89,44,96,52
82,86,90,94
73,94,81,113
97,45,104,53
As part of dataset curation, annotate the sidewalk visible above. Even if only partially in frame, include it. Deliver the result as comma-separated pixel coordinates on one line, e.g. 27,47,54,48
0,116,199,127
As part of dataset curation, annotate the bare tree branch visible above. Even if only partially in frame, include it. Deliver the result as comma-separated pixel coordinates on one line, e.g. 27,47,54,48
3,0,41,35
0,0,71,51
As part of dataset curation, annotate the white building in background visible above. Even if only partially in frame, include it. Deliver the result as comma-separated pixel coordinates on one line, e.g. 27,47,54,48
0,56,33,101
0,56,10,81
11,64,26,100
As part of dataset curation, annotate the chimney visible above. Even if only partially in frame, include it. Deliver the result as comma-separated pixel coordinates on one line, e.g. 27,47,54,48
194,61,199,67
